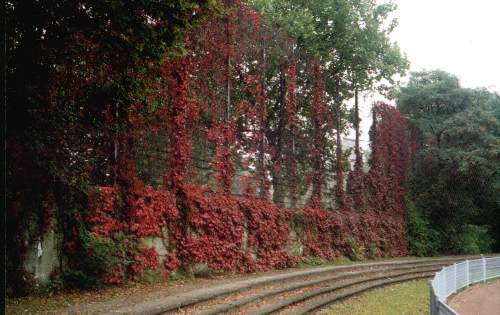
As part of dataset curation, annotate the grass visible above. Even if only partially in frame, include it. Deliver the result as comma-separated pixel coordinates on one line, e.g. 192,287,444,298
297,255,422,269
319,279,430,315
298,255,353,267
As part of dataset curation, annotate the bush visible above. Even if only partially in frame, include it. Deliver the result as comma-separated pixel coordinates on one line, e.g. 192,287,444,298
305,256,328,266
347,236,365,261
406,200,439,257
449,224,494,254
35,272,65,296
64,228,125,289
366,242,378,260
139,269,164,283
8,271,37,297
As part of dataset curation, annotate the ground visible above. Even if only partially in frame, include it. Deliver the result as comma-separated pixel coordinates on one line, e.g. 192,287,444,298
4,257,355,315
449,279,500,315
4,256,445,315
318,279,430,315
5,273,245,315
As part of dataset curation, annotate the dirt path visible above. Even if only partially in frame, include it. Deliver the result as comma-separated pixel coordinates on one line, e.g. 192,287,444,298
449,280,500,315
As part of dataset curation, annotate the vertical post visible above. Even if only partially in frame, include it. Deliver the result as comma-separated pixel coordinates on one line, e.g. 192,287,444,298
454,263,457,293
430,281,436,315
482,256,487,283
440,267,445,299
466,259,470,286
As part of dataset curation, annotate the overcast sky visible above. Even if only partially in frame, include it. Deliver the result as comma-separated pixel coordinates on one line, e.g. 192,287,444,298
352,0,500,148
390,0,500,92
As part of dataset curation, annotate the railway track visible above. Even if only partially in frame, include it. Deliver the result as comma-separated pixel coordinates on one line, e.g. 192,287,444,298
109,256,488,315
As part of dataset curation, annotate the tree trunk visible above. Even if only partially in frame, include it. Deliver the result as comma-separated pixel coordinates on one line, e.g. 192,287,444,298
286,57,298,208
271,65,287,205
335,77,345,208
113,103,119,185
369,104,378,168
348,88,365,211
354,89,362,168
258,37,267,198
225,13,232,122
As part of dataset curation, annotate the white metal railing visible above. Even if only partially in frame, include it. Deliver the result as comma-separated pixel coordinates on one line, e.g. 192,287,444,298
430,256,500,315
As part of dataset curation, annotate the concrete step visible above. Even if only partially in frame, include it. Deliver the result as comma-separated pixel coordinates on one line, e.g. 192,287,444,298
108,255,488,315
187,262,451,315
241,266,441,315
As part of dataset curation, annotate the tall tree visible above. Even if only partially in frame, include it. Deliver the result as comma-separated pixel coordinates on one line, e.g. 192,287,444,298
397,70,472,146
250,0,408,208
398,70,500,255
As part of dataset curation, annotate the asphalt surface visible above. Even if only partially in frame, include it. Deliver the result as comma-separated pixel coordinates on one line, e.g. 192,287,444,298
449,280,500,315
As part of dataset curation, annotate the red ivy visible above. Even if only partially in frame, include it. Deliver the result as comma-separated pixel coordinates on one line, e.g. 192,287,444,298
87,186,123,237
162,56,195,192
129,188,179,238
309,61,330,203
286,61,299,206
81,2,411,285
129,247,160,279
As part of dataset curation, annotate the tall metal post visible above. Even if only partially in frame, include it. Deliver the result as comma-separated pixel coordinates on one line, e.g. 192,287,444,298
466,259,470,286
453,263,457,293
482,256,487,283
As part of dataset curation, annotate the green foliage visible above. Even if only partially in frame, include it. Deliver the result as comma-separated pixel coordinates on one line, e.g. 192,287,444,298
397,70,473,144
448,225,494,255
347,236,365,261
406,200,439,257
139,269,164,284
248,0,316,45
305,256,329,266
36,274,65,296
64,229,125,289
249,0,408,97
366,242,378,260
299,255,352,267
399,70,500,255
168,270,195,282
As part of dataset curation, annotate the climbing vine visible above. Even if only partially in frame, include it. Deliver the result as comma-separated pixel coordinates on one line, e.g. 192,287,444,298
8,0,413,293
309,61,331,204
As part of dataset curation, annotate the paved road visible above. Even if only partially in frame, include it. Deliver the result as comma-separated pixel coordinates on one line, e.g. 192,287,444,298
449,280,500,315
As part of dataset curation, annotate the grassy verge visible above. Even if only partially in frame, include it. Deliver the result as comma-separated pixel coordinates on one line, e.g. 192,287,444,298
297,255,421,268
318,279,430,315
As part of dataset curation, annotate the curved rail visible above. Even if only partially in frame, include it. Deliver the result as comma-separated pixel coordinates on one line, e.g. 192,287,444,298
430,256,500,315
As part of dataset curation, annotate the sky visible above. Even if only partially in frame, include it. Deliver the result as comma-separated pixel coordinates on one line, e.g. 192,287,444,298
390,0,500,92
352,0,500,148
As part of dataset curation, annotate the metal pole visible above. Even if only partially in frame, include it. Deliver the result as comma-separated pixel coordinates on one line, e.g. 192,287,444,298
482,256,487,283
454,263,457,293
441,267,445,299
430,281,436,315
466,259,470,286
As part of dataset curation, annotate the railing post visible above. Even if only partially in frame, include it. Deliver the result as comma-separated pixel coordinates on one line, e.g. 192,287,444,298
482,255,487,283
430,258,494,315
430,281,436,315
453,263,457,293
466,259,470,286
441,267,446,299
